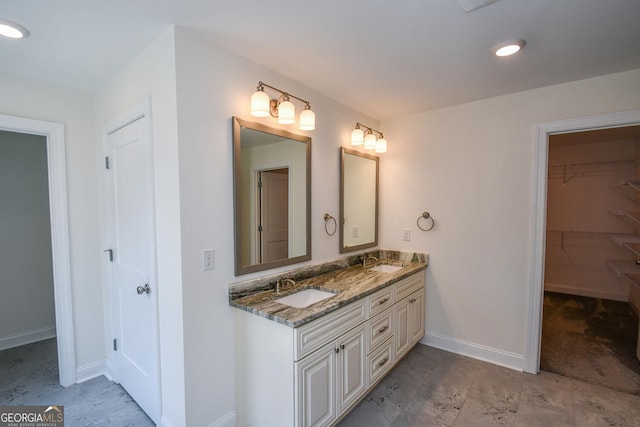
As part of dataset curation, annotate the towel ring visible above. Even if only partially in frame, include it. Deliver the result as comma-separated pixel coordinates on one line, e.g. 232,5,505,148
417,211,435,231
324,213,337,236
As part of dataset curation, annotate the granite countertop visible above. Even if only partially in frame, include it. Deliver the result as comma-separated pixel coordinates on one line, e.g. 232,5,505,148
229,251,428,328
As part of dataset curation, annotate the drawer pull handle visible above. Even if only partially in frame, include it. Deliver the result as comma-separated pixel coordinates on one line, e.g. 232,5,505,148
378,357,389,367
378,298,389,305
377,325,389,333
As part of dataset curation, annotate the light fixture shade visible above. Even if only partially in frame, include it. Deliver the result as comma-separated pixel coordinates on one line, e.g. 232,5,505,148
299,108,315,130
351,128,364,145
0,19,30,39
375,138,387,153
251,90,270,117
492,39,526,57
278,100,296,124
364,132,377,149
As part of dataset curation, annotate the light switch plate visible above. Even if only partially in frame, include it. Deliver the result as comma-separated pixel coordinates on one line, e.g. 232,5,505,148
402,229,411,241
352,226,359,238
202,249,215,271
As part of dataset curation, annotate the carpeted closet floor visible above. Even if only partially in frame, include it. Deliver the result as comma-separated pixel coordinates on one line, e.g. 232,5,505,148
541,291,640,395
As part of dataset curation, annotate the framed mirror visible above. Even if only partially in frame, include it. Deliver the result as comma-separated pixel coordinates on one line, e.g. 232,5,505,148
340,147,379,253
233,117,311,275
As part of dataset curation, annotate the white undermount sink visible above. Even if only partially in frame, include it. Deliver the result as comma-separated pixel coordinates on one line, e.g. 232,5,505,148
369,264,403,273
274,289,337,308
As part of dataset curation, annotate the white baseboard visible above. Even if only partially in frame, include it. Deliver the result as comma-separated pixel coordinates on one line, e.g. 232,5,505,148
0,326,56,351
422,331,524,372
75,359,106,383
209,411,236,427
544,282,627,302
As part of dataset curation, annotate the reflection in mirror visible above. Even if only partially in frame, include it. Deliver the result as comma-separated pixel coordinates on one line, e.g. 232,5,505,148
340,147,379,253
233,117,311,275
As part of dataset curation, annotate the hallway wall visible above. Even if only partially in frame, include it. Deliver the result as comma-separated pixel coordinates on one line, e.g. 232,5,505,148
0,71,103,373
0,131,55,349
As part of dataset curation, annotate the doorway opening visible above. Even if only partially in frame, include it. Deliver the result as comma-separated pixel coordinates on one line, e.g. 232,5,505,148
541,125,640,394
0,130,55,354
0,114,74,387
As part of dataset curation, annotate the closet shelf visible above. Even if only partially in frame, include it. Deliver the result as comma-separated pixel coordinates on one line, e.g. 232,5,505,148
610,210,640,226
609,234,640,257
614,179,640,203
548,160,634,184
622,274,640,289
608,259,640,276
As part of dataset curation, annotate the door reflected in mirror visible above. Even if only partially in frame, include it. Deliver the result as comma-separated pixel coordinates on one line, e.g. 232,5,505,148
340,147,379,253
233,117,311,275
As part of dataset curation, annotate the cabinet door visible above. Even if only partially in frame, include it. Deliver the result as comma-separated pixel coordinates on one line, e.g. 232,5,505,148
394,298,410,360
296,344,336,427
337,324,368,414
409,289,425,345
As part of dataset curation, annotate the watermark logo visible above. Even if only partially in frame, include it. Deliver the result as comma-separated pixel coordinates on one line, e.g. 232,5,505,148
0,405,64,427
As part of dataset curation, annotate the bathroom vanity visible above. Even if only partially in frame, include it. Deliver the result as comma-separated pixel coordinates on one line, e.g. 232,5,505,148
229,252,427,427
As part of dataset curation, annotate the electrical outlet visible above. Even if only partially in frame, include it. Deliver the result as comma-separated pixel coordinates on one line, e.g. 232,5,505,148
402,229,411,241
202,249,215,271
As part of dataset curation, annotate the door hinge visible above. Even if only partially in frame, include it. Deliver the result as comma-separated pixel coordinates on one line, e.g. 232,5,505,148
258,179,263,189
258,225,263,232
113,338,117,351
103,249,113,262
105,156,110,170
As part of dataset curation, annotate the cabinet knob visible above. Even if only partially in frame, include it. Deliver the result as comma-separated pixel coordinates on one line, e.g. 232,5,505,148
335,347,340,353
340,344,345,350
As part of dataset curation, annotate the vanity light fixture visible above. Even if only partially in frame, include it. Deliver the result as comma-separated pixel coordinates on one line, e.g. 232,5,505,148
0,18,30,39
250,81,315,130
492,39,526,57
351,122,388,153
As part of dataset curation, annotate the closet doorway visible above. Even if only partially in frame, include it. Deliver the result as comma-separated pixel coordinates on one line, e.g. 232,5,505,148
541,125,640,394
0,114,74,387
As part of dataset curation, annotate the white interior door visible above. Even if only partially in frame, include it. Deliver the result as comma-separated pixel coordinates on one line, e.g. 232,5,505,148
105,113,160,423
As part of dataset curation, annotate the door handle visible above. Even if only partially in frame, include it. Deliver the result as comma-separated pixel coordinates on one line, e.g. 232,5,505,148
137,284,151,295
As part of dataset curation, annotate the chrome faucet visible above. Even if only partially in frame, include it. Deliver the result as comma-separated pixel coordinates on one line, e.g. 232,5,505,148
362,255,378,267
276,278,296,293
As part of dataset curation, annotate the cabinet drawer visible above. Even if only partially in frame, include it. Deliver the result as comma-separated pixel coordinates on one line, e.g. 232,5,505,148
368,337,394,385
368,308,393,353
294,299,367,361
394,270,425,301
367,286,394,317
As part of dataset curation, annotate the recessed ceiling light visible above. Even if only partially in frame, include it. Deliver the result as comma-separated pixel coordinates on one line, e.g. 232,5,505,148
492,39,526,57
0,18,30,39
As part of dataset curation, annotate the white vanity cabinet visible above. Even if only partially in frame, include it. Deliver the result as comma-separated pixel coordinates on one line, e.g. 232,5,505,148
394,288,425,360
295,323,367,427
234,270,425,427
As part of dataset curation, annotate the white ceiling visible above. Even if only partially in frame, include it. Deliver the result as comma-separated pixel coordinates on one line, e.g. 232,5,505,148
1,0,639,120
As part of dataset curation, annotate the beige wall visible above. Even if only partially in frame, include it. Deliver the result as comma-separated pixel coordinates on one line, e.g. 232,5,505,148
173,26,378,426
380,68,640,367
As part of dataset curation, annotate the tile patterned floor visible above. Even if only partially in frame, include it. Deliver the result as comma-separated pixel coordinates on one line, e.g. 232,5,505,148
338,344,640,427
0,339,153,427
4,339,640,426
